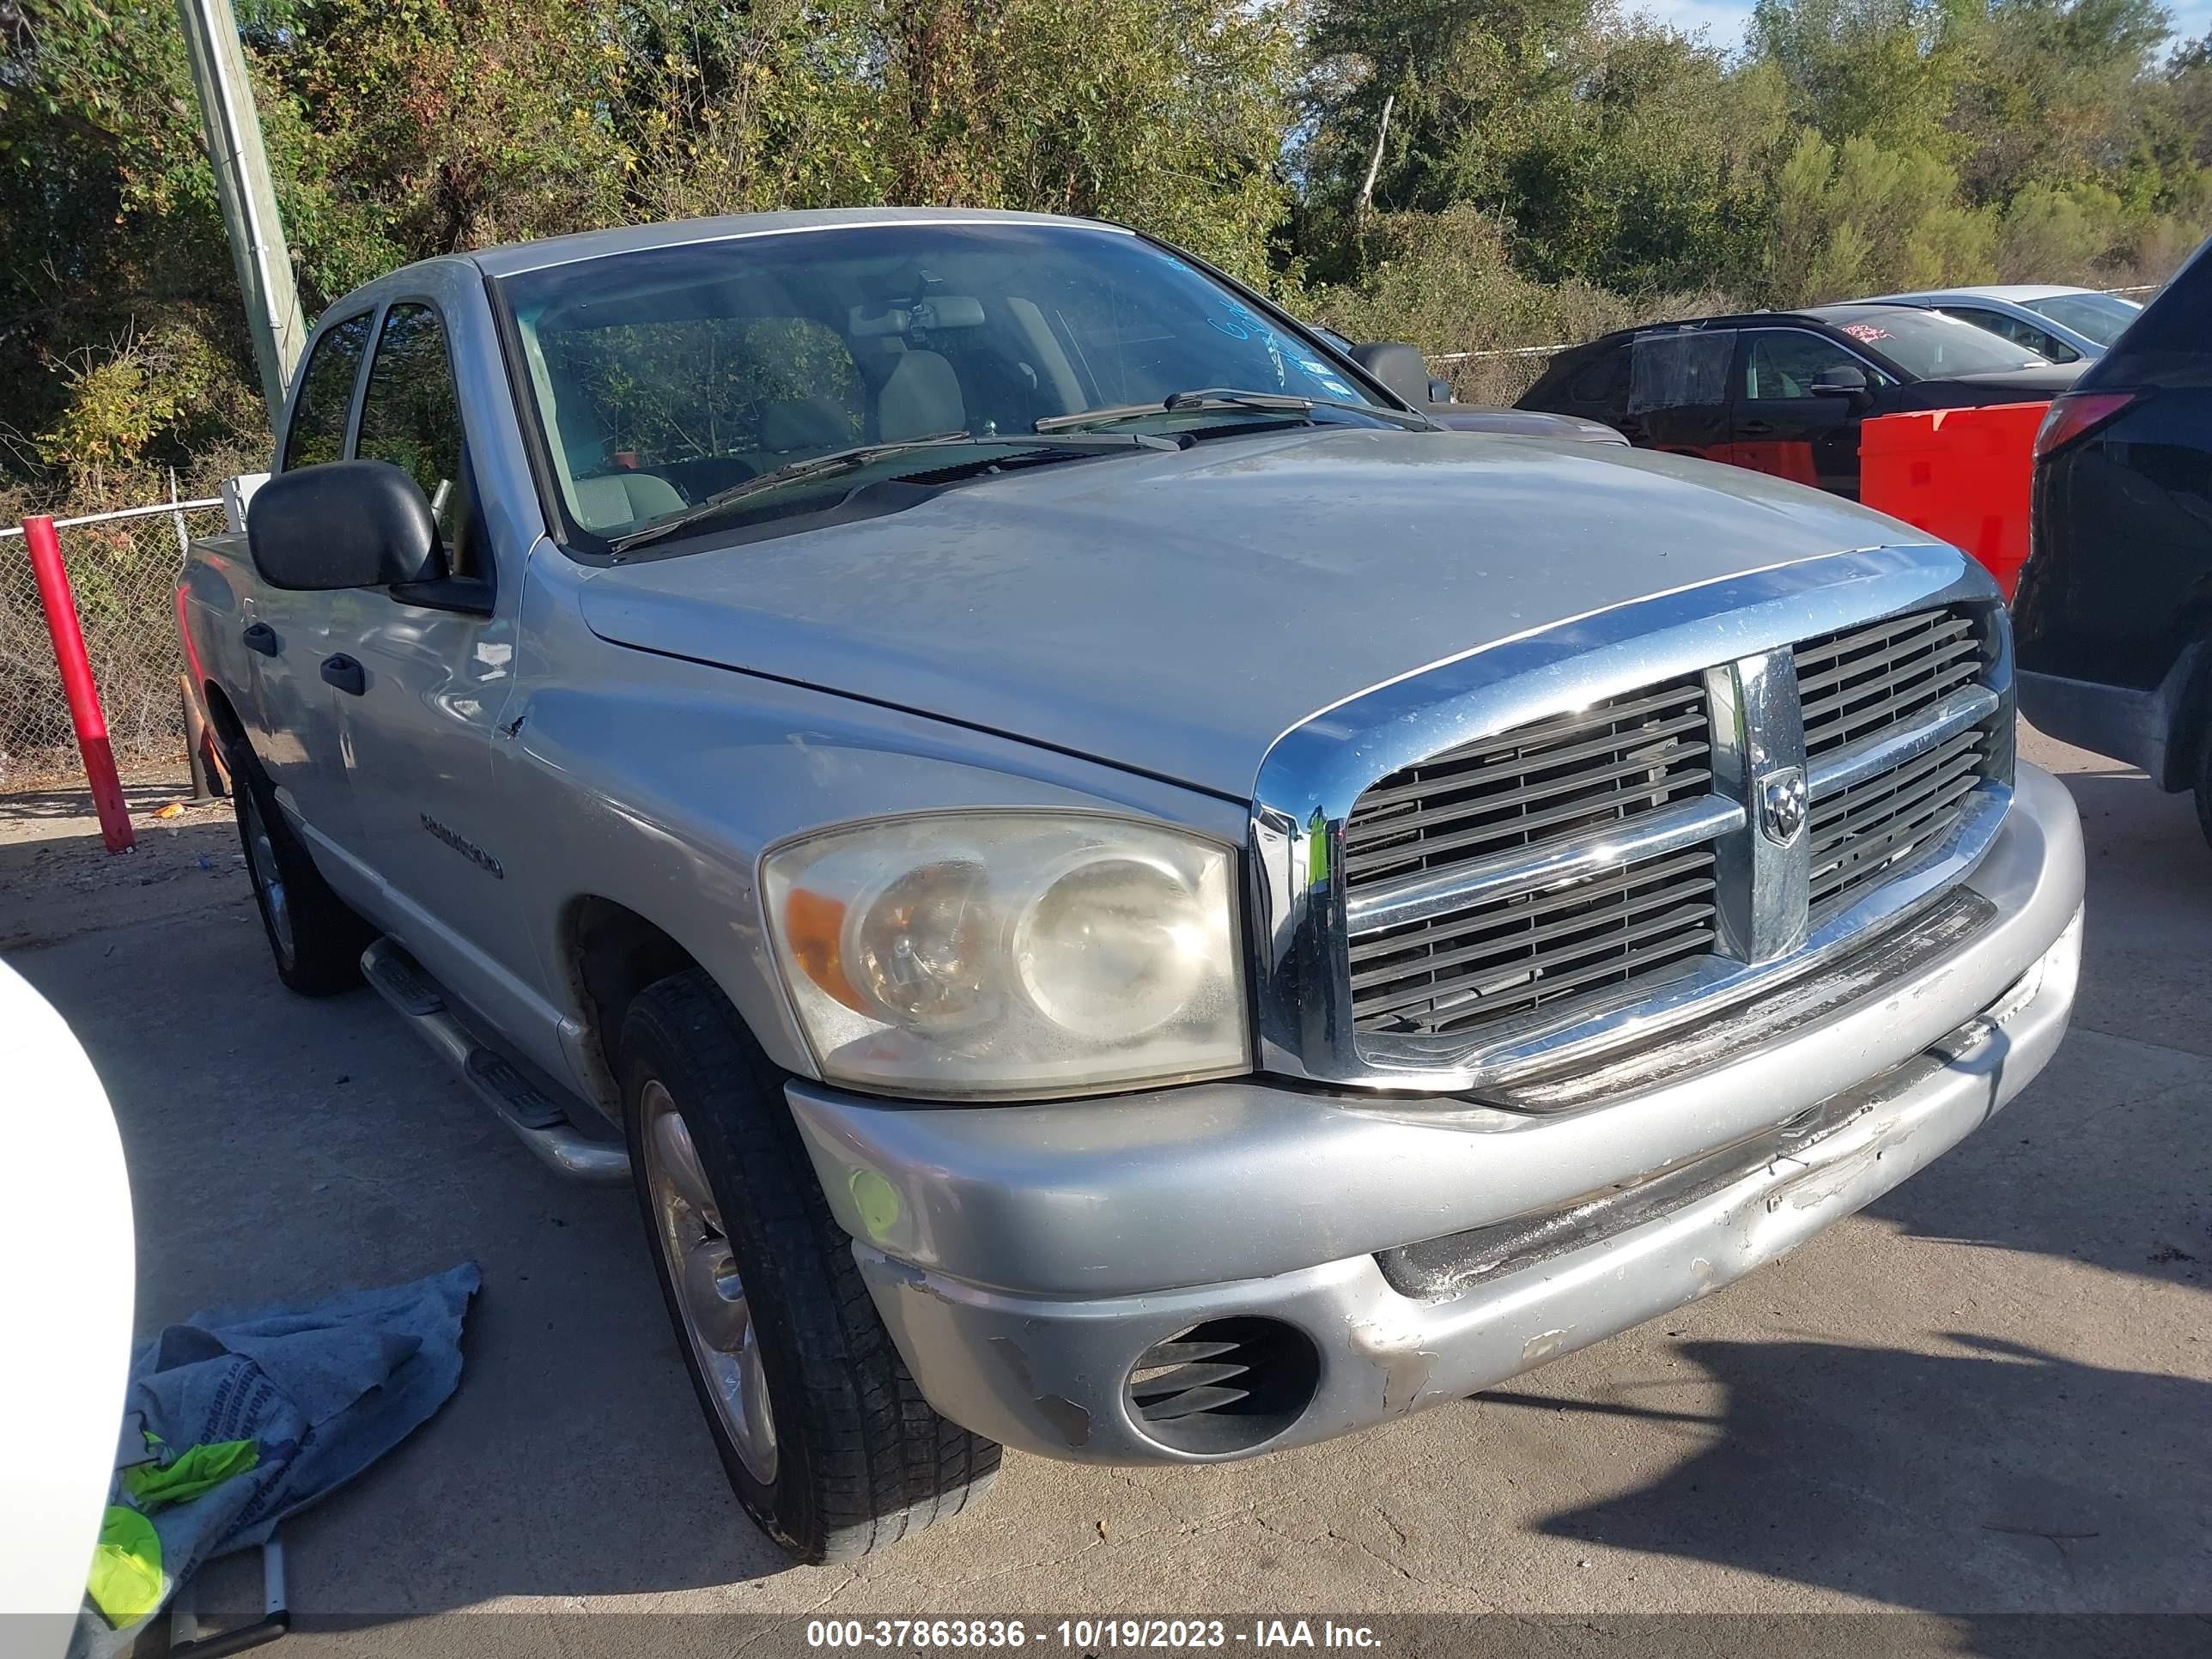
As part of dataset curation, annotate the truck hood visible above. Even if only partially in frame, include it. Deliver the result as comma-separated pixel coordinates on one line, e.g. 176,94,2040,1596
580,428,1929,799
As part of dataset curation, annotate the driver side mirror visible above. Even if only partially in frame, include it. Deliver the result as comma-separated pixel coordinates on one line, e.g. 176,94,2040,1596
1810,365,1871,405
248,459,442,591
1348,341,1437,409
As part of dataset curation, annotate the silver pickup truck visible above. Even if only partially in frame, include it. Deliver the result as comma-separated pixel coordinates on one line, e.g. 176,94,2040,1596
182,208,2084,1563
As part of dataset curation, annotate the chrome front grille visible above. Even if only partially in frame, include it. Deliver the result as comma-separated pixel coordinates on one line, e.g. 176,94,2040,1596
1332,607,2004,1049
1796,609,1992,919
1342,680,1717,1036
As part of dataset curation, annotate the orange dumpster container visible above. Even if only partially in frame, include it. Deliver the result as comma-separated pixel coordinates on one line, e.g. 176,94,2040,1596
1858,402,2048,599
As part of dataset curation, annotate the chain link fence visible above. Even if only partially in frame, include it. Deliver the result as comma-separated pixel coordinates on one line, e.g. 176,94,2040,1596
2,499,226,788
1431,347,1565,408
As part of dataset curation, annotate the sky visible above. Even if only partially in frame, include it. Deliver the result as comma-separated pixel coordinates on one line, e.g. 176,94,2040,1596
1632,0,2212,50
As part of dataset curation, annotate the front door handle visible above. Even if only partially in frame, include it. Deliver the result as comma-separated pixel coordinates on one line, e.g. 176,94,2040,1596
1739,418,1777,436
242,622,279,657
320,653,366,696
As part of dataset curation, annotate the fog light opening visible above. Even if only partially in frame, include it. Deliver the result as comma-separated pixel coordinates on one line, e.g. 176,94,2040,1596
1124,1316,1320,1455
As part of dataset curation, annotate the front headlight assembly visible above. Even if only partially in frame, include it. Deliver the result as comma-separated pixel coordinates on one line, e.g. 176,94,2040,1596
761,814,1248,1098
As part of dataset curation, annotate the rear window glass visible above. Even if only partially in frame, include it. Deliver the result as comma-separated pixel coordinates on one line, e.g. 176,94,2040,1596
2018,291,2142,347
1628,331,1733,412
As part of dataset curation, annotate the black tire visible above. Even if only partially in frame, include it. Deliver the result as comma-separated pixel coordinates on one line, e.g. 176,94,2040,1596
230,752,373,995
619,969,999,1562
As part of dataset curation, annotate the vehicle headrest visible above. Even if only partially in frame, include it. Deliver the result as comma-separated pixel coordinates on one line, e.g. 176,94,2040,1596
554,390,612,472
878,350,966,441
759,397,852,453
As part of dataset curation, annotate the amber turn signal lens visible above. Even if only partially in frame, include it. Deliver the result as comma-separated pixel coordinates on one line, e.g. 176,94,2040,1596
782,887,866,1014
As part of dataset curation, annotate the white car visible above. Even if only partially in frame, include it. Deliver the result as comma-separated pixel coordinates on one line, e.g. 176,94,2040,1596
0,959,135,1656
1857,285,2143,363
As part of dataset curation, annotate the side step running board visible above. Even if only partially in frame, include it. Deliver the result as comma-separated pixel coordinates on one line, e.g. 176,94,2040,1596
362,937,630,1183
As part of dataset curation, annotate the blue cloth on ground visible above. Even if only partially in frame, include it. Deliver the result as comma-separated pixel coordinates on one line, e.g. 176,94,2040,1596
70,1263,479,1659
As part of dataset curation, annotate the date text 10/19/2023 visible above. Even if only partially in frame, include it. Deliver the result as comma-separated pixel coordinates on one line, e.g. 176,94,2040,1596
805,1620,1382,1650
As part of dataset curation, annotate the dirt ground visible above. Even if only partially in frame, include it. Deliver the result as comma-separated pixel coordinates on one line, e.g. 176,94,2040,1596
3,728,2206,1658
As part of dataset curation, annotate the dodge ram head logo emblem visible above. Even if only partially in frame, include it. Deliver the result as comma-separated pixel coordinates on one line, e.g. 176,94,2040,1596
1759,768,1809,843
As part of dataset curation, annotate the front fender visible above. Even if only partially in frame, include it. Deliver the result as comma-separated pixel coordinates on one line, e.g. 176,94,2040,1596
503,551,1250,1093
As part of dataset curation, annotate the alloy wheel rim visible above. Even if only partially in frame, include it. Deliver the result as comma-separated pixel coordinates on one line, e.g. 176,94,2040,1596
244,793,294,964
640,1079,778,1482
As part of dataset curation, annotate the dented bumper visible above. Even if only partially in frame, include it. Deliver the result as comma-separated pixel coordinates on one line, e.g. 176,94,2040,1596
787,765,2083,1464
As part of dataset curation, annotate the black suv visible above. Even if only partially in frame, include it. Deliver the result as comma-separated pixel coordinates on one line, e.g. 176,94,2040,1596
2014,236,2212,848
1517,303,2081,498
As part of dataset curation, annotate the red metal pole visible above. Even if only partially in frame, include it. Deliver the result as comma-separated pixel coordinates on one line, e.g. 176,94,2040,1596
21,515,135,852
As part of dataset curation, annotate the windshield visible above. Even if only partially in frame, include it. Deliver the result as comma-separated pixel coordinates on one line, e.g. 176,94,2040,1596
496,222,1389,546
2019,291,2142,346
1819,306,2051,378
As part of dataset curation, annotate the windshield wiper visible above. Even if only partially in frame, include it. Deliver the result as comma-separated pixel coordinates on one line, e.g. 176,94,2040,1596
1035,387,1437,435
609,432,970,553
605,429,1175,554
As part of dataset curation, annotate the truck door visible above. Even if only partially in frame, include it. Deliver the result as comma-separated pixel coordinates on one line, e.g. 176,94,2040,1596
240,312,373,866
325,299,543,1035
1730,327,1886,497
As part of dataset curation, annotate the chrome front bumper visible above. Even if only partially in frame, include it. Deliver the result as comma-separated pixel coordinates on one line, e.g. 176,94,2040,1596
787,763,2084,1465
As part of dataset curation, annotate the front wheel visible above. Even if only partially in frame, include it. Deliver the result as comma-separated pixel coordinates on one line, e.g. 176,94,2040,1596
619,969,999,1561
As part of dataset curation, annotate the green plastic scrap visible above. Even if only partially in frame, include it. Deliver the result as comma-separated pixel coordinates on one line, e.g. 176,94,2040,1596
123,1437,259,1510
87,1506,163,1628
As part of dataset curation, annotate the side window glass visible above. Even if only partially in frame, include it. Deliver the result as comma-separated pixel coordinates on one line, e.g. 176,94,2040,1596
283,313,373,471
1743,331,1863,400
356,303,479,575
1627,331,1733,413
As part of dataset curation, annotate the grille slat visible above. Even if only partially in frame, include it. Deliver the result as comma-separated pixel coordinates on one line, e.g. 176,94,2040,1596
1796,606,1994,919
1128,1362,1250,1401
1346,847,1716,965
1794,616,1972,696
1408,683,1706,765
1352,709,1710,816
1812,790,1979,911
1797,608,1984,760
1343,678,1718,1036
1803,658,1981,756
1355,900,1718,1024
1347,762,1717,872
1346,739,1712,850
1810,732,1983,856
1350,874,1716,1000
1425,928,1718,1035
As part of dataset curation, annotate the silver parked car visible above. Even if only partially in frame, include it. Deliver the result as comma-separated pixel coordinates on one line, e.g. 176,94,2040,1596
182,209,2084,1562
1857,284,2143,363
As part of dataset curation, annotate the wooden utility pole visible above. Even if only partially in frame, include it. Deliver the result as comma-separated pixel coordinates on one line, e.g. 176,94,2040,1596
176,0,307,428
1357,91,1395,222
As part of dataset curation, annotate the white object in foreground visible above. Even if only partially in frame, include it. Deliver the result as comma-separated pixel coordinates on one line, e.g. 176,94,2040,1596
0,958,136,1659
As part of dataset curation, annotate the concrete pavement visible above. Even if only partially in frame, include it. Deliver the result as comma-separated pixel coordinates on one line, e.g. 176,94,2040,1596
3,729,2205,1650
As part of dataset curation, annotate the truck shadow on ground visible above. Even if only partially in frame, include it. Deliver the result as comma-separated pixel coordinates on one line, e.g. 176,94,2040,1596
1494,1333,2211,1641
